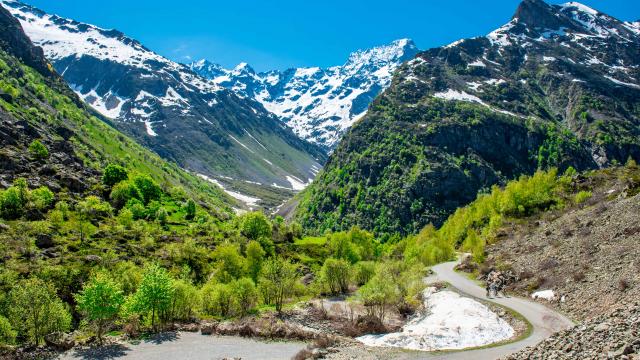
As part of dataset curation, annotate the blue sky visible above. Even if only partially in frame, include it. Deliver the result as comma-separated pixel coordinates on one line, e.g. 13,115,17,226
24,0,640,72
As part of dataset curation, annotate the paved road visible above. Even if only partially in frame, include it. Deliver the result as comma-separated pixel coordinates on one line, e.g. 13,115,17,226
56,332,306,360
55,261,573,360
398,260,575,359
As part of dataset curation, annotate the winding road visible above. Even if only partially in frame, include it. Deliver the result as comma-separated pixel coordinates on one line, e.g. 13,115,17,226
55,260,574,360
399,260,575,359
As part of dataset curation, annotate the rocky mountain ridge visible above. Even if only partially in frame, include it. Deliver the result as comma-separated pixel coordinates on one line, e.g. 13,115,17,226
2,0,326,210
190,39,420,150
295,0,640,237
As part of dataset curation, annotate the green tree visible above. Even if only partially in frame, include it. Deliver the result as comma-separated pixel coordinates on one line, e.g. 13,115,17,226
110,181,142,209
212,243,246,283
230,278,257,316
320,258,351,295
169,279,200,321
132,175,162,205
352,261,376,286
184,199,196,220
130,264,174,332
200,282,235,317
28,140,49,160
238,212,272,240
328,232,360,264
258,258,298,312
102,164,129,187
8,278,71,345
245,241,265,283
75,272,124,344
0,315,16,345
356,274,399,323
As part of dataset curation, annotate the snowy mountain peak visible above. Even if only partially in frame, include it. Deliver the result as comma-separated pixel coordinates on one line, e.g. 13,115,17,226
190,39,419,150
345,38,417,67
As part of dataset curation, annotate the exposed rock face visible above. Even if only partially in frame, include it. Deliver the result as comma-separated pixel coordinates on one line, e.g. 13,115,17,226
295,0,640,237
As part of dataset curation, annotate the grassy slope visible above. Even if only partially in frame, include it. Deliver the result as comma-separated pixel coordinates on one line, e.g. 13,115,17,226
0,48,237,215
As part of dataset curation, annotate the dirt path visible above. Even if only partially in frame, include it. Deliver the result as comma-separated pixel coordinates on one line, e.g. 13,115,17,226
54,332,306,360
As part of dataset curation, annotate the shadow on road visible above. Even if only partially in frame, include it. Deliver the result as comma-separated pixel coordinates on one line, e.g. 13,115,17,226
69,344,130,359
147,331,180,345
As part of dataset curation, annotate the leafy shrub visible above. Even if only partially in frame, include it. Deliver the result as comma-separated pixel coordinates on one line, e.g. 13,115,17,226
110,181,142,209
102,164,129,187
212,243,246,283
30,186,54,211
230,278,257,316
200,282,234,317
128,264,174,332
258,258,298,312
184,199,196,220
132,175,162,205
8,278,71,345
169,279,200,321
0,315,16,345
320,258,351,295
574,190,592,204
352,261,376,286
28,140,48,160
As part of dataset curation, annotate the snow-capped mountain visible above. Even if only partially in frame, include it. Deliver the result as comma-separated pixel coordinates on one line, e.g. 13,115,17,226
190,39,420,150
297,0,640,235
2,0,326,209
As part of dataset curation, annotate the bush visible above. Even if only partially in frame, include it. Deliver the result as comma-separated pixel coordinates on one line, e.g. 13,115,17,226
110,181,142,209
102,164,129,187
184,199,196,220
353,261,376,286
574,190,592,204
0,187,24,219
200,282,235,317
212,243,246,283
169,279,200,321
8,278,71,345
246,241,265,283
230,278,257,316
320,258,351,295
0,315,16,345
132,175,162,205
30,186,54,211
258,258,298,312
28,140,48,160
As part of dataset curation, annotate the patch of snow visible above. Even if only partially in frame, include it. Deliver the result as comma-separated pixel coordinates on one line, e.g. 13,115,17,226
228,134,255,154
144,120,157,136
285,175,309,191
197,174,260,208
357,287,514,351
531,289,556,301
434,89,484,104
604,76,640,90
468,60,486,67
543,56,557,62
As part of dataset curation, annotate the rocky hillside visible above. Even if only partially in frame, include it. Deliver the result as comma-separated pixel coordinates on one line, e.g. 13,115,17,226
0,3,233,214
494,168,640,358
295,0,640,238
190,39,419,150
485,166,640,322
2,0,326,209
505,303,639,359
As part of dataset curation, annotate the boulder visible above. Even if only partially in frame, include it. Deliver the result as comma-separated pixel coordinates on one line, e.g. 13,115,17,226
44,332,75,350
